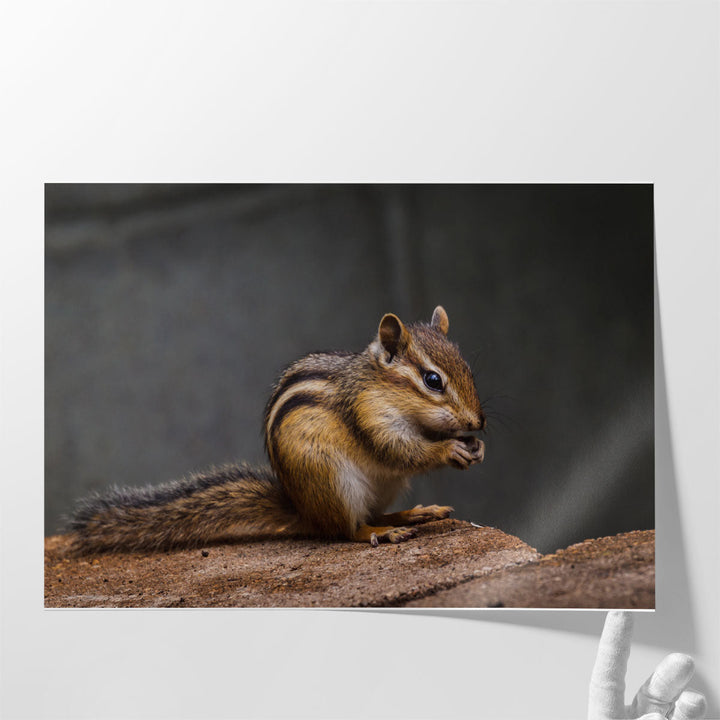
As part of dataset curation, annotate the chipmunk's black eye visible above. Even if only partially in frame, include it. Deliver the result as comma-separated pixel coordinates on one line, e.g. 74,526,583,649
423,370,444,392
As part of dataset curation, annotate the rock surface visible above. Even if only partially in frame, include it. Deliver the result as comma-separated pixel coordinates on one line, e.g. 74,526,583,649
405,529,655,608
44,521,654,609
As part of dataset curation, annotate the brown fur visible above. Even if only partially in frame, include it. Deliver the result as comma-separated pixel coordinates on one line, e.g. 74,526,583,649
68,464,301,554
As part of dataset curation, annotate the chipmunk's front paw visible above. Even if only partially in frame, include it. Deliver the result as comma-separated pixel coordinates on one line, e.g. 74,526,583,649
447,437,485,469
370,526,417,547
462,436,485,463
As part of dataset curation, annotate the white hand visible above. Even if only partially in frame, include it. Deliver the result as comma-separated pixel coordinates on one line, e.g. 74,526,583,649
588,611,707,720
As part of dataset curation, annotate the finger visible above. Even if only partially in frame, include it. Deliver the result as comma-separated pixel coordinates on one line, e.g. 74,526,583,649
671,689,707,720
637,714,666,720
631,653,695,717
588,611,635,720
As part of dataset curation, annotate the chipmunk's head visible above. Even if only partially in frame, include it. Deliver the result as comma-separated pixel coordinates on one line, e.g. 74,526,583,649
371,305,486,437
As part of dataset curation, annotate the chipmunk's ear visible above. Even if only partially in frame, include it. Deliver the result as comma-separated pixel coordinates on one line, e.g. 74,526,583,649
378,313,409,361
431,306,449,335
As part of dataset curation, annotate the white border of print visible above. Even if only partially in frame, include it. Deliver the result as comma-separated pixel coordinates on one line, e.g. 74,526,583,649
1,2,717,719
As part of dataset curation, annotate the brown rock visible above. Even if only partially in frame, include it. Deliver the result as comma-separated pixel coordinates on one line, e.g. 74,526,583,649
44,520,539,608
44,524,654,609
405,529,655,608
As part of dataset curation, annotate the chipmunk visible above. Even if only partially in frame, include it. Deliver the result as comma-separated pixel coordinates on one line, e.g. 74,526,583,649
68,306,486,554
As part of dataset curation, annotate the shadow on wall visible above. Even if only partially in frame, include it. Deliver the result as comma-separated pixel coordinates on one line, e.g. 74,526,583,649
391,264,716,714
45,184,655,555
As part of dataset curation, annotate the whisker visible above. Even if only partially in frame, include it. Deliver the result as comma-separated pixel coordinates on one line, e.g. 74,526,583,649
468,347,487,378
485,410,527,434
480,391,517,406
484,414,513,433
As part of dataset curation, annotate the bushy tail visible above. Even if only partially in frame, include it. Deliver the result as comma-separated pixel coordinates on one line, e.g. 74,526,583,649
68,463,302,554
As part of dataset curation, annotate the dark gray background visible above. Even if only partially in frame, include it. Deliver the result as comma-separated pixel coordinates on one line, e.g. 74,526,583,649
44,184,654,554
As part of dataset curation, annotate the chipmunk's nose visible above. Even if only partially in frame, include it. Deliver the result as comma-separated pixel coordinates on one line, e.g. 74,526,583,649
479,411,487,431
467,411,487,432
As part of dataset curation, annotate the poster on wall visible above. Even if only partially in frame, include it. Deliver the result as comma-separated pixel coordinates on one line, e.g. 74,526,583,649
44,183,655,610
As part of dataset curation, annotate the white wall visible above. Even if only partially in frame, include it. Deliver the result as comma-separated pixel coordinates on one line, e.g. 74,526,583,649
1,2,717,718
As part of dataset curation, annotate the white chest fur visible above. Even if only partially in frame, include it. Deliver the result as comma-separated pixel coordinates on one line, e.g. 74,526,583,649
335,459,409,526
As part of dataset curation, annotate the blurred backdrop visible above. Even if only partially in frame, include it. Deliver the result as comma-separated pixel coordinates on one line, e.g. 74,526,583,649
45,184,654,554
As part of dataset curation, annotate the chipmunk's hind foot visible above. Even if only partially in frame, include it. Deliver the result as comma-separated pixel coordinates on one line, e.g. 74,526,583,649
374,504,454,528
404,504,454,524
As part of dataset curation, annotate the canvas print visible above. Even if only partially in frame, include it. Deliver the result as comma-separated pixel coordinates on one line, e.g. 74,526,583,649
44,184,655,608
